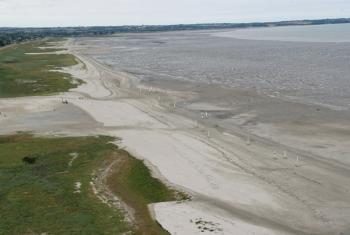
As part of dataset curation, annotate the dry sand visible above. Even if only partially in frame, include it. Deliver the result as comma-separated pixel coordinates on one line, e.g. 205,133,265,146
1,38,350,235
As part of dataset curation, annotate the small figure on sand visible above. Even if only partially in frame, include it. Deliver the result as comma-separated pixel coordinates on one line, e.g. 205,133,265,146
61,98,69,104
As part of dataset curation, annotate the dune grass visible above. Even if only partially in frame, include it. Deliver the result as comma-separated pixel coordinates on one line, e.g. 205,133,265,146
0,134,179,234
0,39,81,98
0,134,130,235
107,151,187,235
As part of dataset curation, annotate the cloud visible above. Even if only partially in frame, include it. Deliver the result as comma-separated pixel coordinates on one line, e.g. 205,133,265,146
0,0,350,27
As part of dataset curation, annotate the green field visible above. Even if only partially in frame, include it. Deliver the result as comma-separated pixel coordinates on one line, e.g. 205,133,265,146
0,39,81,98
0,134,177,234
108,152,179,235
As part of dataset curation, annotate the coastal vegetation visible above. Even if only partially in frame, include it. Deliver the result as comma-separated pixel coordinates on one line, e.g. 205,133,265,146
0,134,178,234
0,134,129,234
0,39,81,98
107,151,184,235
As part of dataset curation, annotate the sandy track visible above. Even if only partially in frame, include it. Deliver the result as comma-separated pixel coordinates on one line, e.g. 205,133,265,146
91,156,136,226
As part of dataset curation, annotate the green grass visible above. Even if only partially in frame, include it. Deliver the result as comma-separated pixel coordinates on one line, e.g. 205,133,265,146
0,134,130,235
107,152,180,235
0,134,180,235
127,157,175,203
0,39,82,98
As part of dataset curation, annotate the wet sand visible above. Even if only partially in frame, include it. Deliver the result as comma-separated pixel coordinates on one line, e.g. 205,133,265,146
1,37,350,235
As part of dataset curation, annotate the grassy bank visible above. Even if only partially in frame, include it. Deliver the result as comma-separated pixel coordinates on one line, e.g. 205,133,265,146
0,134,178,234
108,152,179,235
0,39,81,98
0,134,130,234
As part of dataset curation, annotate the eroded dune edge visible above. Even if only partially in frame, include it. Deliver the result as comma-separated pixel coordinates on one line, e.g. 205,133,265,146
1,38,350,235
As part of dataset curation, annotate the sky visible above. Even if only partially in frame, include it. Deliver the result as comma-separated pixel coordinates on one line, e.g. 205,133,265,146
0,0,350,27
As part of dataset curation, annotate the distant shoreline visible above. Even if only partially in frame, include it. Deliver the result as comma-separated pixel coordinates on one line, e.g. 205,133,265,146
2,17,350,30
1,17,350,47
212,23,350,43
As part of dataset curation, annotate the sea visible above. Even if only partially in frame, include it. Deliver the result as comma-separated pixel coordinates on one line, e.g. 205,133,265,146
80,23,350,110
213,23,350,43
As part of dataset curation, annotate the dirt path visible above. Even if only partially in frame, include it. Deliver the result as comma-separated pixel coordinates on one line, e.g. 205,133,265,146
91,155,136,226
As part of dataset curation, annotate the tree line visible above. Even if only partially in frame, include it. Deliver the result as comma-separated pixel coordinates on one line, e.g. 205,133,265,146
1,18,350,47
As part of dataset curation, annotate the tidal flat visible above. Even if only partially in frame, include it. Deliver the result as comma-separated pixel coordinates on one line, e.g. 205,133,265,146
79,29,350,110
67,29,350,234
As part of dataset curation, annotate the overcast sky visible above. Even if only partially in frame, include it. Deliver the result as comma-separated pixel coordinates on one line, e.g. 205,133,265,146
0,0,350,27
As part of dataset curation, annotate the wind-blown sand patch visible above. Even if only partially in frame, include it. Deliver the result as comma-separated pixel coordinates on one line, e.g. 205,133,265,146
70,99,167,128
111,129,279,207
153,201,289,235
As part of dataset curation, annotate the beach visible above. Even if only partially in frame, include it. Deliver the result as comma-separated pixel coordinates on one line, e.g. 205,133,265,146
1,36,350,235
